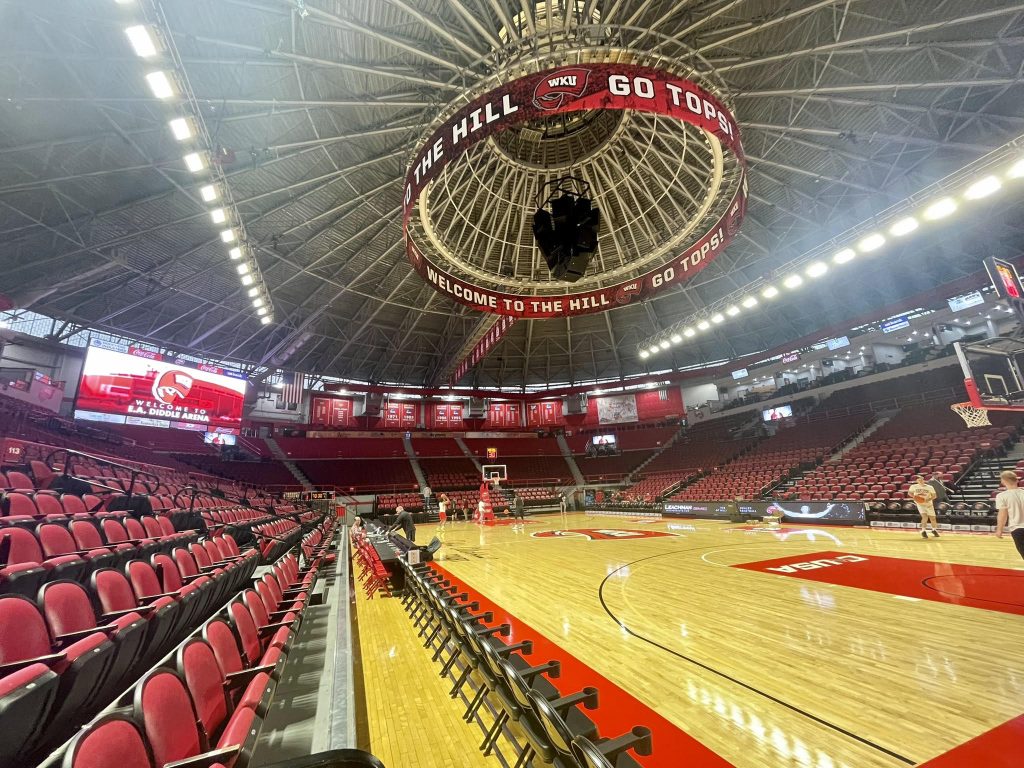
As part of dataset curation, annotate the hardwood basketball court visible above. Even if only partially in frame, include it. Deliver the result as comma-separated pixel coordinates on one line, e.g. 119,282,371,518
376,512,1024,768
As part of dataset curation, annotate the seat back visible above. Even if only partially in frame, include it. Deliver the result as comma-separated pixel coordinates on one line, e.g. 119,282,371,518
34,494,65,518
37,523,78,557
202,619,244,676
40,580,99,637
124,518,148,540
141,517,164,539
227,602,262,665
152,554,184,592
61,494,88,516
127,561,165,600
173,547,200,578
62,714,155,768
133,669,204,766
70,520,106,549
0,526,44,565
177,639,229,740
3,492,38,519
0,594,53,664
190,542,213,569
101,518,130,544
91,568,139,613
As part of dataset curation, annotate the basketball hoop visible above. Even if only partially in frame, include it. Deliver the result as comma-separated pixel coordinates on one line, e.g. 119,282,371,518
951,402,991,428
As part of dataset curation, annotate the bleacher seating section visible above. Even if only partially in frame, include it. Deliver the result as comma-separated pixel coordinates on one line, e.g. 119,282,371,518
0,403,336,766
786,406,1022,502
673,414,871,501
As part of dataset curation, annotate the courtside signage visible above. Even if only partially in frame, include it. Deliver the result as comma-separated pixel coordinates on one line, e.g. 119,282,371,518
404,63,747,318
531,528,679,540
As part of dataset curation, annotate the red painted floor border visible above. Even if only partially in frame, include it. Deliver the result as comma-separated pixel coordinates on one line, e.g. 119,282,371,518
733,550,1024,617
917,713,1024,767
431,563,735,768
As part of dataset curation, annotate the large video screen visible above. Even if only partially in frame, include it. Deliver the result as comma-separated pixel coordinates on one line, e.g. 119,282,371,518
762,404,793,422
75,342,247,431
758,501,865,524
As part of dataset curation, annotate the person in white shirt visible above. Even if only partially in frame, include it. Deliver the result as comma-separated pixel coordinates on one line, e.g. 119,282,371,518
995,470,1024,560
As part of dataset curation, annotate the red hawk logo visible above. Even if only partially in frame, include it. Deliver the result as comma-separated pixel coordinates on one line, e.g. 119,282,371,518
531,528,678,541
614,281,641,306
152,370,194,406
533,68,591,111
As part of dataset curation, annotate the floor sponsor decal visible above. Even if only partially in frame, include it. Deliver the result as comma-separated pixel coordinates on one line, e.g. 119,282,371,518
733,550,1024,617
531,528,680,540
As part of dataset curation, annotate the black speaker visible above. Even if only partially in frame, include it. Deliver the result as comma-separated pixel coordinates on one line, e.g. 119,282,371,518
363,392,382,417
467,397,486,418
565,393,587,415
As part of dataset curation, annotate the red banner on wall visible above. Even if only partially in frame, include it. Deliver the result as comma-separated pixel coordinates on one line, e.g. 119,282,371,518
311,396,354,428
527,400,563,427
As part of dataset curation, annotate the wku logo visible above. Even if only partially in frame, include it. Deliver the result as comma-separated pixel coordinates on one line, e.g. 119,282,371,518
533,68,591,110
532,528,678,541
152,370,194,406
614,281,641,306
765,555,867,574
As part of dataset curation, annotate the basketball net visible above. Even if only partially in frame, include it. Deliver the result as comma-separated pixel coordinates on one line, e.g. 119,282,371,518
951,401,991,428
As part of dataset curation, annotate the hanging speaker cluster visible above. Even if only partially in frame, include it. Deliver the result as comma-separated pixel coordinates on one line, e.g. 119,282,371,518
532,177,600,283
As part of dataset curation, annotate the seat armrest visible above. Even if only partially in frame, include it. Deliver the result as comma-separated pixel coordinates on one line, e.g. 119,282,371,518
142,591,180,601
224,664,276,688
257,621,292,635
56,626,115,644
267,609,296,621
103,605,153,619
0,652,66,673
162,745,240,768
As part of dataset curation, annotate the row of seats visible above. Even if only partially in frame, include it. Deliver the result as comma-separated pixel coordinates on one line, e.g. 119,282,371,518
57,536,334,768
394,559,653,768
621,471,697,502
0,532,261,766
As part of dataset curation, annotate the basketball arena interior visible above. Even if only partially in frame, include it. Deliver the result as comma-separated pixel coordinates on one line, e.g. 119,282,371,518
3,2,1024,767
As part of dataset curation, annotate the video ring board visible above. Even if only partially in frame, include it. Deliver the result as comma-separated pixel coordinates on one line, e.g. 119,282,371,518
663,500,867,525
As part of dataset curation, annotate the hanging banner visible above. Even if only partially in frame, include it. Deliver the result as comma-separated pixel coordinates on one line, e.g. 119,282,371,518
451,316,517,383
404,62,747,318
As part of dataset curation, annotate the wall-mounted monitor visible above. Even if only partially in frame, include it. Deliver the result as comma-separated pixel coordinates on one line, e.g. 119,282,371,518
827,336,850,351
731,368,748,380
947,291,984,313
203,432,237,446
762,404,793,422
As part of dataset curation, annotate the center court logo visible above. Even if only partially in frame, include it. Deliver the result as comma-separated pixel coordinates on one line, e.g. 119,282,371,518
152,370,194,406
532,67,591,110
531,528,678,541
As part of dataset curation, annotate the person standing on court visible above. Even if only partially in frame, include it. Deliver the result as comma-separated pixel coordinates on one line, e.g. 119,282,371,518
512,490,525,528
559,491,568,515
388,505,415,542
437,492,450,529
908,474,939,538
995,470,1024,560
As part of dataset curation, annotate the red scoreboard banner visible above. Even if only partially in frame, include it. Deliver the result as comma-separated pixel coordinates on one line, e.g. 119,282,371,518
432,402,463,428
310,396,354,428
384,401,418,428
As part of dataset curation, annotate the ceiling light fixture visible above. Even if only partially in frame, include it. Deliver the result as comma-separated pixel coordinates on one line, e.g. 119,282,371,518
210,208,226,224
220,228,236,243
683,327,696,337
145,70,175,99
833,248,856,264
252,298,264,308
726,305,740,316
241,274,254,286
670,334,682,344
228,247,242,260
199,184,218,202
889,217,918,237
247,287,260,298
237,263,250,275
923,197,957,220
858,233,885,252
125,25,158,58
659,340,671,350
639,350,650,359
261,316,272,325
1009,158,1024,179
711,313,725,324
964,176,1001,200
761,285,779,299
697,320,711,331
741,296,758,309
805,262,827,278
183,152,204,173
168,117,192,141
783,274,803,289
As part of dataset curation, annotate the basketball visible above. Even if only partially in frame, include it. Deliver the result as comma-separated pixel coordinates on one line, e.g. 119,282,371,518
913,493,931,505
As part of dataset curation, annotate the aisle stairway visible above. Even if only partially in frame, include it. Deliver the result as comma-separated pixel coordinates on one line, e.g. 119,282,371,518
953,441,1024,505
265,435,315,491
625,424,685,483
556,433,586,485
403,434,427,489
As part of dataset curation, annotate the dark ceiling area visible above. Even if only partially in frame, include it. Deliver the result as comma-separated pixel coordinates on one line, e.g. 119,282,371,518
1,0,1023,388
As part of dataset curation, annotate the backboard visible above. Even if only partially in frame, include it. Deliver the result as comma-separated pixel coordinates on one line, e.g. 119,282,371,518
481,464,508,483
952,337,1024,426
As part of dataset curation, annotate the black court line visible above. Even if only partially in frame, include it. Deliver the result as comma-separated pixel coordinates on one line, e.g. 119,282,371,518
596,545,916,766
922,572,1024,610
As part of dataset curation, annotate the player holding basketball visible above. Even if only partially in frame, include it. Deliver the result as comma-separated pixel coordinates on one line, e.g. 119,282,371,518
908,475,939,538
437,492,450,529
995,470,1024,560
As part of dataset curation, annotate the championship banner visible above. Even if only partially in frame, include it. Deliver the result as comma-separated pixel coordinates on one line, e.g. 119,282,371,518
404,62,747,318
451,316,517,383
